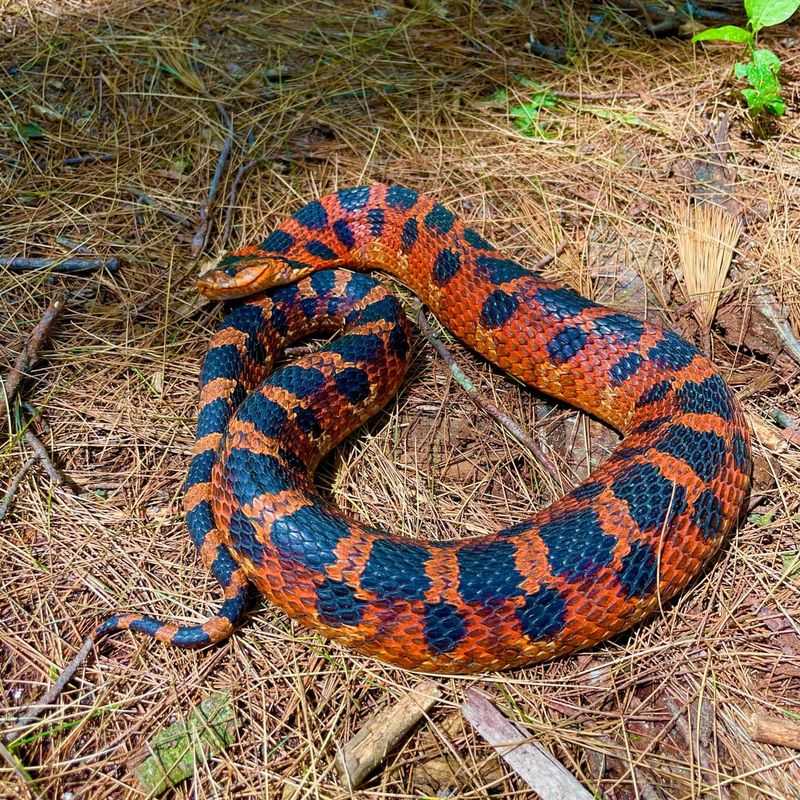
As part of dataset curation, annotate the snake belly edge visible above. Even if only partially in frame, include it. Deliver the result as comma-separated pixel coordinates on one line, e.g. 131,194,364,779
98,183,751,674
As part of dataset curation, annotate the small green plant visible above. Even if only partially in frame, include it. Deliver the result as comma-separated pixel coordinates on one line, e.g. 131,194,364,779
692,0,799,118
509,90,559,138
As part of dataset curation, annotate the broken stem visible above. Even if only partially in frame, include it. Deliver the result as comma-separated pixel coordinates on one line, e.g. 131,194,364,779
4,637,96,745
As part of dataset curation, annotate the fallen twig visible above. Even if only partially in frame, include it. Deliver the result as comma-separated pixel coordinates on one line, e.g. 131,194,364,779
416,308,560,478
191,104,235,257
663,696,729,799
133,192,193,228
54,236,91,254
3,292,66,407
335,680,441,789
749,713,800,750
531,240,569,272
4,637,95,744
62,153,113,166
0,455,37,522
462,689,594,799
0,257,120,273
23,429,78,494
220,159,259,248
755,289,800,365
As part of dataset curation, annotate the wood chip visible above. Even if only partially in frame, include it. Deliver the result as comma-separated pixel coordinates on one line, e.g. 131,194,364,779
749,713,800,750
462,688,595,800
334,680,441,789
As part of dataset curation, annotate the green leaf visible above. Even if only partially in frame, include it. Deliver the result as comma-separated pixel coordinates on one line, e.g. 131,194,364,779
741,87,764,112
782,552,800,579
745,0,800,31
173,156,190,175
510,106,546,137
692,25,752,44
736,49,784,116
752,47,781,70
766,98,786,115
510,92,558,137
581,105,661,131
17,121,44,141
134,692,236,796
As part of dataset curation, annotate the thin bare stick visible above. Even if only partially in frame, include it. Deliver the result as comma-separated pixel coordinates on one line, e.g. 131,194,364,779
3,292,66,407
530,239,568,272
462,689,594,799
220,159,259,248
334,680,441,789
755,289,800,365
62,153,113,166
0,257,120,273
191,104,235,257
54,236,91,254
4,637,96,745
133,192,193,228
664,696,728,798
0,455,37,521
23,429,78,494
417,308,560,477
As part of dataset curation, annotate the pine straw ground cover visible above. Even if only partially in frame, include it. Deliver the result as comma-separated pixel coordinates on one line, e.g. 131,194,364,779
1,1,800,798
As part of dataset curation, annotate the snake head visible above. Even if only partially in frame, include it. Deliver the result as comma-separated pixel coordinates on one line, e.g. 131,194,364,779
197,246,316,299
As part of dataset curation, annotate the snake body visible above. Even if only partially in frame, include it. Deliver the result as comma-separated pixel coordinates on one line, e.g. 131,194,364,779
99,183,751,673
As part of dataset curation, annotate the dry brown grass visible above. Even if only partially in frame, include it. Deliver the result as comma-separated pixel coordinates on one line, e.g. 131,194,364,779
2,1,800,798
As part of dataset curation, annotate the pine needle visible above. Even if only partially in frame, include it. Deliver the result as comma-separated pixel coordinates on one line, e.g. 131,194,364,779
675,202,742,332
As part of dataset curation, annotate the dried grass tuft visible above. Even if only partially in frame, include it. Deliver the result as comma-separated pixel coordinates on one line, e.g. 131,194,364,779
675,202,742,332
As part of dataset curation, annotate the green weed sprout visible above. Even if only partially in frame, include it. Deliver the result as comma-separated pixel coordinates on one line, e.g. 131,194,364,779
692,0,799,118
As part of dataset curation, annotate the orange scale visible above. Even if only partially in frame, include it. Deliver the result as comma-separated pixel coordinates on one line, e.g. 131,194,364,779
227,244,263,259
670,358,719,389
243,490,311,528
209,325,249,351
193,432,222,456
673,356,716,385
466,600,531,658
201,617,234,640
198,528,224,565
255,547,314,595
676,411,737,440
658,533,711,581
200,376,238,404
510,530,553,595
223,568,249,598
422,546,462,605
184,481,211,513
152,624,180,643
324,526,374,586
633,325,668,356
645,449,706,498
594,494,637,550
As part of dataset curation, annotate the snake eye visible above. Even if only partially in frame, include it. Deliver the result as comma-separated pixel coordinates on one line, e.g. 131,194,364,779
223,264,238,277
